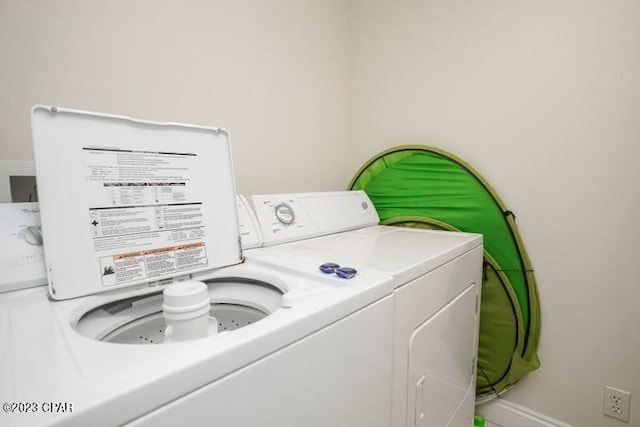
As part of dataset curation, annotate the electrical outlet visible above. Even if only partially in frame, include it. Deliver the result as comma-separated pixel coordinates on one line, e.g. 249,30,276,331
603,386,631,422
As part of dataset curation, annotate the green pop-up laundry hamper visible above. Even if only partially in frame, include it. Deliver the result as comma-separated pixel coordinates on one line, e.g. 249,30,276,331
348,145,541,398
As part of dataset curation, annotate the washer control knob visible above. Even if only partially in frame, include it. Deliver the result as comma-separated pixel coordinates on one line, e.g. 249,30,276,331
275,203,295,225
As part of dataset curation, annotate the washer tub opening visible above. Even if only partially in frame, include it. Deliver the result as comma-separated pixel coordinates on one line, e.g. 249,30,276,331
75,278,283,344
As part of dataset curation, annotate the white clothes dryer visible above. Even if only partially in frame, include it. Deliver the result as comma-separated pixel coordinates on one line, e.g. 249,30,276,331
0,107,395,427
248,191,484,427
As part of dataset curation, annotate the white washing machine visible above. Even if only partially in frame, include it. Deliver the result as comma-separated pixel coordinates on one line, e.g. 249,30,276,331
0,202,47,293
248,191,484,427
0,107,395,427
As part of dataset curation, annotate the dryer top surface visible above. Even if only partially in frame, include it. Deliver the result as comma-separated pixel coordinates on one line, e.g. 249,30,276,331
249,225,482,286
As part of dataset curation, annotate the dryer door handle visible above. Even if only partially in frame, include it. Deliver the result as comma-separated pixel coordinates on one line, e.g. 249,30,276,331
415,374,426,426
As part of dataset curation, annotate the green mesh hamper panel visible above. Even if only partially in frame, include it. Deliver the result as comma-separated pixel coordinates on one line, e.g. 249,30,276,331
348,146,541,396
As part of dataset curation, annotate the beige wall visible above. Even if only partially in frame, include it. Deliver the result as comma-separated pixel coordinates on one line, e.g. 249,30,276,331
0,0,352,195
350,0,640,425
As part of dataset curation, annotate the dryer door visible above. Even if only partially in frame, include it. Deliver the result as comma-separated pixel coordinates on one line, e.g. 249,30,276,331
407,284,479,427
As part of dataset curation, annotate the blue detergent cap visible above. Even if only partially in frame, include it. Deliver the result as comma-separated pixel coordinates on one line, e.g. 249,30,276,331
319,263,340,274
319,263,358,279
335,267,357,279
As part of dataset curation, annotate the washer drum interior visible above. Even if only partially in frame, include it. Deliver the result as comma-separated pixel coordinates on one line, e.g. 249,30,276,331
75,278,283,344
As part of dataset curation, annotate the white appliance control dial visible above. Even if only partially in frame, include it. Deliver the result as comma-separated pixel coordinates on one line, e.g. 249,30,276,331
251,191,379,246
275,203,295,225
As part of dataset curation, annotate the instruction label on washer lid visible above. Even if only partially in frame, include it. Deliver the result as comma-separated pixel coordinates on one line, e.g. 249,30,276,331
32,107,242,300
99,243,207,286
84,147,211,287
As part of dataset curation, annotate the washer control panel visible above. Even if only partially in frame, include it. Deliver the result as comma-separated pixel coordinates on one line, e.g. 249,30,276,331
0,202,47,293
250,191,379,246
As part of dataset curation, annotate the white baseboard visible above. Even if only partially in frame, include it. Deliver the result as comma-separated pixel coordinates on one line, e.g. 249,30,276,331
476,398,573,427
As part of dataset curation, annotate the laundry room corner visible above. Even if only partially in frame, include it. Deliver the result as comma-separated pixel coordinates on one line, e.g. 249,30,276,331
349,0,640,426
2,0,640,426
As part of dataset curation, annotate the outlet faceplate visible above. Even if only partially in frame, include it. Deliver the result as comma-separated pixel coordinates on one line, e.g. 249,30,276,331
603,386,631,422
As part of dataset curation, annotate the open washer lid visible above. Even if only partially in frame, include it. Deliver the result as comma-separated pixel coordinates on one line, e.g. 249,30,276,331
31,106,242,300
